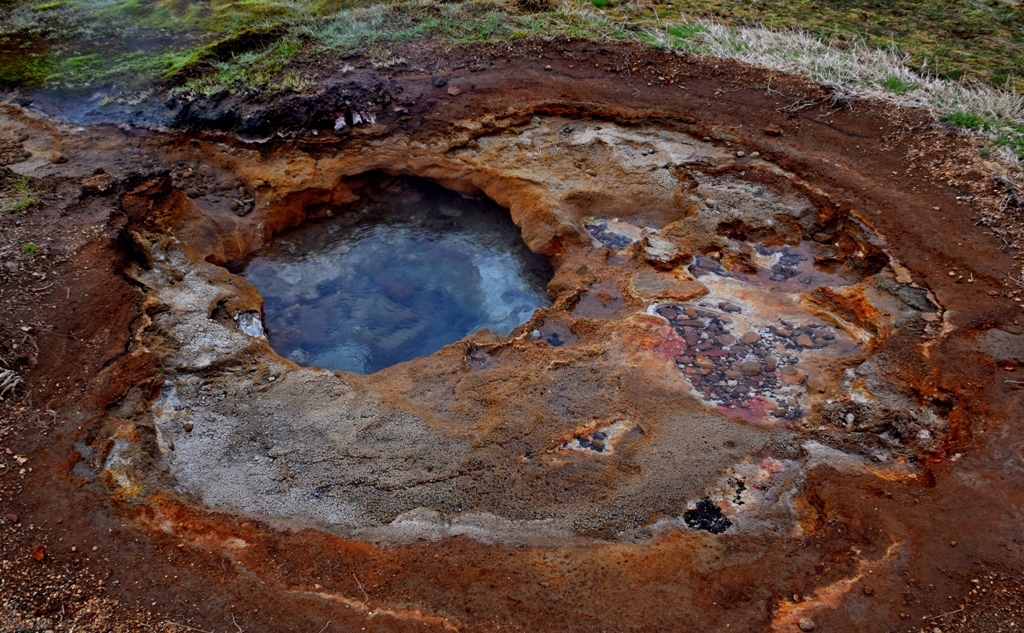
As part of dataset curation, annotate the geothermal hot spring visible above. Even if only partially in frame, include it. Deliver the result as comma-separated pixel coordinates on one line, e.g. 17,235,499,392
239,178,553,374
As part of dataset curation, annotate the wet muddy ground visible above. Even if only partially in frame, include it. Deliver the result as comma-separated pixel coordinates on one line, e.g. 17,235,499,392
1,38,1023,633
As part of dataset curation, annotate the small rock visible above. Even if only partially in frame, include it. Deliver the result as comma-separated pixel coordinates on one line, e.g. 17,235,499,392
31,544,46,561
544,65,552,71
446,85,462,96
795,333,814,347
780,368,807,385
81,172,115,195
642,235,684,269
229,201,240,211
736,151,746,158
805,374,826,393
432,76,448,87
740,361,762,376
6,513,18,523
798,617,815,631
695,356,715,368
183,422,194,433
750,151,760,158
763,124,782,136
48,151,68,164
740,331,760,345
862,584,874,596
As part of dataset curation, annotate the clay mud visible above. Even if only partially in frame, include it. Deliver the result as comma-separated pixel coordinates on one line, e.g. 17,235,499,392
1,38,1023,633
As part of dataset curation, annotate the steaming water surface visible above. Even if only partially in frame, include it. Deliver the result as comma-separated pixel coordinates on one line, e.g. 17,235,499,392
241,182,552,374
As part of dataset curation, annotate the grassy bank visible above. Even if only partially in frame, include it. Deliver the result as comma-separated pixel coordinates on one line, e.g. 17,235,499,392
0,0,1022,161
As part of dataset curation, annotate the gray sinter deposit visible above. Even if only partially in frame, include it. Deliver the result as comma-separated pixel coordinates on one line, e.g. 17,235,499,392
108,117,951,545
240,178,552,374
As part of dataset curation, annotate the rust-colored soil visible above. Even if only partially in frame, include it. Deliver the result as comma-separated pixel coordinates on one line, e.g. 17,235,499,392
1,39,1023,633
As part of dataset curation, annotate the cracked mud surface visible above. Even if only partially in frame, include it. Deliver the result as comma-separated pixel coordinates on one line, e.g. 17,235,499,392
1,38,1023,633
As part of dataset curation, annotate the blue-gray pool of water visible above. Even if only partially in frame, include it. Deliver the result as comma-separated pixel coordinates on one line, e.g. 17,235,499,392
240,179,553,374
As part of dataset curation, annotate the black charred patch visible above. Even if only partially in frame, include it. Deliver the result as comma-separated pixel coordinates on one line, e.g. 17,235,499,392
683,498,732,534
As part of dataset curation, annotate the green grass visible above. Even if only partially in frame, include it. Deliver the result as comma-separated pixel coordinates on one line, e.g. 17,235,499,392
1,0,1021,90
942,112,1024,161
22,242,39,256
4,175,39,213
880,75,919,95
942,111,986,130
0,0,1021,161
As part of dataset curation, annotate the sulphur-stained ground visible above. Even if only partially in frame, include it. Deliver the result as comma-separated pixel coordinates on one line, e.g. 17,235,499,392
0,38,1023,633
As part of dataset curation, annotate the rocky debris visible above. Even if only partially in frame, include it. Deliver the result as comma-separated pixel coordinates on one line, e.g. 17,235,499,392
763,124,783,136
31,544,46,561
642,234,686,269
6,513,18,523
657,304,841,421
47,151,68,164
0,135,30,166
630,269,708,302
798,617,816,631
585,217,655,251
170,164,255,215
81,172,115,195
556,419,637,455
683,498,732,533
446,85,463,96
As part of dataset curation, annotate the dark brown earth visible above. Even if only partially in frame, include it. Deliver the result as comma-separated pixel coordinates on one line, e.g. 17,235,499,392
1,38,1024,633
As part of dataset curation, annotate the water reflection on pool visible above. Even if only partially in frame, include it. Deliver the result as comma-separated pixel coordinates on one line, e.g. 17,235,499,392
240,179,552,374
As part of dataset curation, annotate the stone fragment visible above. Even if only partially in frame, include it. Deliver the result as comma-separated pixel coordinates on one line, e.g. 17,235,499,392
6,513,18,523
780,367,806,385
48,151,68,164
740,361,762,376
798,618,815,632
629,269,707,303
641,235,685,269
447,85,463,96
763,124,783,136
795,333,814,347
31,544,46,561
805,374,826,393
740,331,760,344
81,172,115,195
432,76,448,87
695,355,714,368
